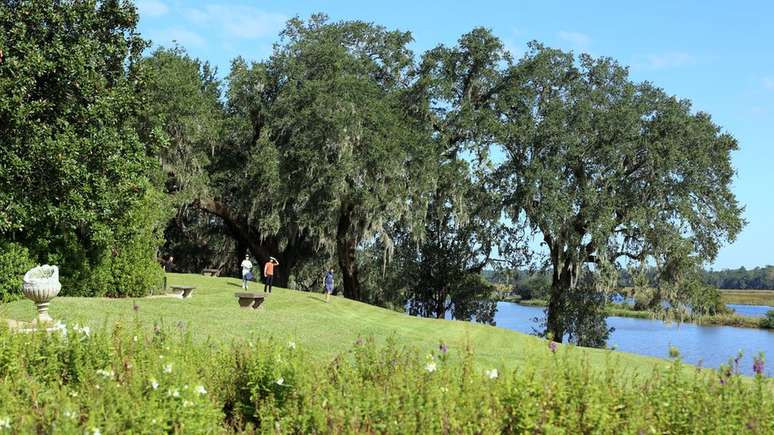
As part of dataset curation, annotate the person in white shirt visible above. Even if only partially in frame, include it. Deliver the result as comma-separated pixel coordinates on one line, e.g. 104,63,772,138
240,255,254,289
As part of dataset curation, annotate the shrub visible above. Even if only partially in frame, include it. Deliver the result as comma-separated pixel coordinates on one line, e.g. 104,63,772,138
0,243,35,303
55,189,167,298
762,310,774,329
0,322,771,433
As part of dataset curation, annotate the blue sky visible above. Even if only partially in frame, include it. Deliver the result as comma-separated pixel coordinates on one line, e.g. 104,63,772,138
135,0,774,270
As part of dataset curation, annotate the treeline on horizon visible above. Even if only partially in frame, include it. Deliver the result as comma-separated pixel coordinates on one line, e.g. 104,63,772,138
485,265,774,294
0,1,745,346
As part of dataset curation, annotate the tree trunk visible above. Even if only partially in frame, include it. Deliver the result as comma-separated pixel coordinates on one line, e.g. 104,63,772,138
435,287,446,319
336,204,362,300
546,251,579,343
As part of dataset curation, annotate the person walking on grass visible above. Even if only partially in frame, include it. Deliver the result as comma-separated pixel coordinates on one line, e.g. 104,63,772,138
240,255,253,290
324,268,334,303
264,257,279,293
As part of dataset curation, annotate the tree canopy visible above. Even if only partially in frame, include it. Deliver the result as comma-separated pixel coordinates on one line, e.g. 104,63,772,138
497,43,744,341
0,7,745,341
0,0,164,297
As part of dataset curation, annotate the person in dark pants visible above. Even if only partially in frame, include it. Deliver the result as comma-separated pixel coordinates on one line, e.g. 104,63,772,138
263,257,279,293
324,268,334,303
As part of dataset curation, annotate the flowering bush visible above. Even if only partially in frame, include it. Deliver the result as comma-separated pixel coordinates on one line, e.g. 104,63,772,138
0,322,770,433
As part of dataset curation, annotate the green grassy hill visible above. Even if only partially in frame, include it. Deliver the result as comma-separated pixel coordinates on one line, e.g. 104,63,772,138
3,273,673,374
2,273,772,433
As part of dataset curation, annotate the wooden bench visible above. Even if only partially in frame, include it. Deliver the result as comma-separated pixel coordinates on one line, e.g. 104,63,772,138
201,268,221,277
170,285,195,298
234,292,265,309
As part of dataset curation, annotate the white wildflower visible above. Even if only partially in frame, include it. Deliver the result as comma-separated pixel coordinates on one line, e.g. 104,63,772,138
276,377,284,386
182,400,193,407
132,336,138,342
73,324,91,336
163,363,173,374
287,341,296,350
91,428,101,435
485,369,498,379
0,417,10,429
53,321,67,336
440,386,449,393
195,385,207,395
150,379,159,390
69,391,78,398
63,410,76,420
167,388,180,398
96,368,114,379
425,362,437,373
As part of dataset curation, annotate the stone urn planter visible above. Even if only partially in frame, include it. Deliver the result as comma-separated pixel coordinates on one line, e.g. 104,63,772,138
22,265,61,324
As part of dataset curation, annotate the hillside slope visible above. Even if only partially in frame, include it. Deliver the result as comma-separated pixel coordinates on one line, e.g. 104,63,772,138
2,273,671,374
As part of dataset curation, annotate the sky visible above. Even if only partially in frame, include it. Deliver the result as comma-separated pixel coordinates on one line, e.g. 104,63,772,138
135,0,774,270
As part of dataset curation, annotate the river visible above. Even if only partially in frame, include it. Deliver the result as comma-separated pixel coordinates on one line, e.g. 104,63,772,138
494,302,773,377
728,303,772,318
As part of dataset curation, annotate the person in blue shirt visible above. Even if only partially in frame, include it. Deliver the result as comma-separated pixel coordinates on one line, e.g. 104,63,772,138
324,268,334,303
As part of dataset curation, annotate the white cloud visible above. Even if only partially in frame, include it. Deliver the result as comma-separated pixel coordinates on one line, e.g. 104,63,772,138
557,31,591,48
763,77,774,91
150,27,206,48
184,5,287,39
641,51,696,70
136,0,169,18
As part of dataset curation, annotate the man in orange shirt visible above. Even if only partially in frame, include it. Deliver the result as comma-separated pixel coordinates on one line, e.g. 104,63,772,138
263,257,279,293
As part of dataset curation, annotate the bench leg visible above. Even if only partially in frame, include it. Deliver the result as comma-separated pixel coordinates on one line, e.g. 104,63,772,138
237,297,254,308
253,298,264,309
182,289,193,298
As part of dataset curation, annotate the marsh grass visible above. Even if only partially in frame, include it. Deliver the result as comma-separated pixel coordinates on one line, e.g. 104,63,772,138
720,289,774,306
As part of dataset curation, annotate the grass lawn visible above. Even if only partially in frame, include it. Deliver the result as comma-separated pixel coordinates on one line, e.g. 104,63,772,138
1,273,699,377
720,289,774,306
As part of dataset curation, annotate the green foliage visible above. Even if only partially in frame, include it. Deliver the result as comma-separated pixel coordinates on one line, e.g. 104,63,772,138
58,188,167,297
136,46,223,203
0,0,165,297
515,272,551,301
687,279,730,316
0,243,35,303
703,265,774,290
268,15,436,298
498,43,744,341
0,323,770,433
762,310,774,329
399,159,502,322
562,285,613,348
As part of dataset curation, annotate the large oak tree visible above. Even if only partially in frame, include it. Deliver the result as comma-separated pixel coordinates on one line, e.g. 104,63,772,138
497,44,744,341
